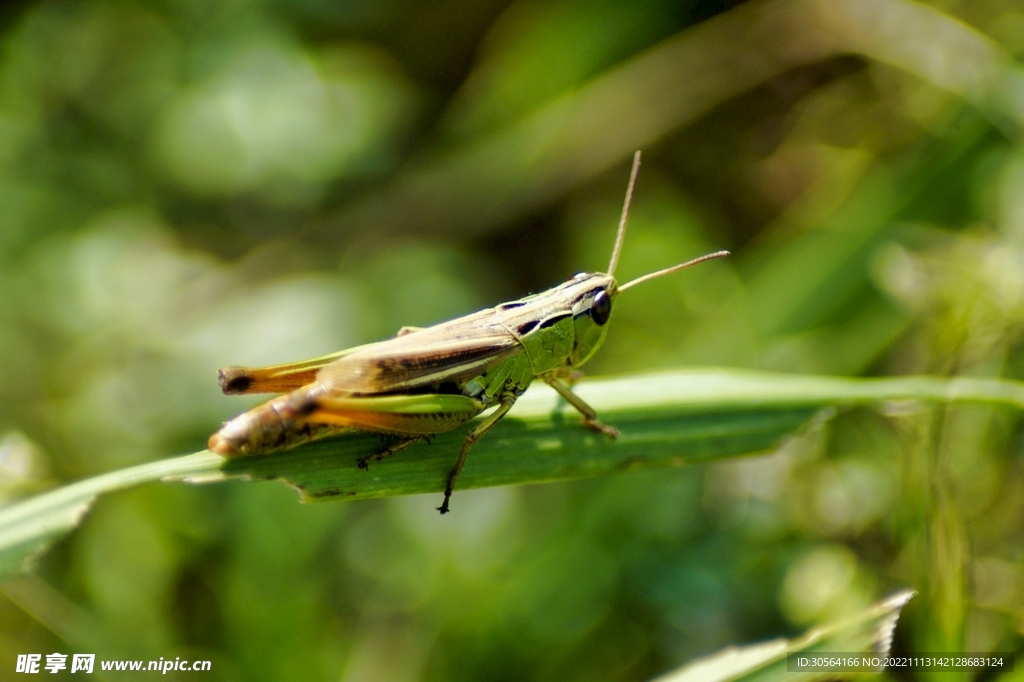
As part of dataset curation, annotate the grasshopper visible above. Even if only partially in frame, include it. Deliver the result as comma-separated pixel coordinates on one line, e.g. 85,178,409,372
208,151,728,513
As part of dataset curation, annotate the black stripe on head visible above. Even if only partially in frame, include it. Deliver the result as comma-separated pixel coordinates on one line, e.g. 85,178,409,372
572,286,611,319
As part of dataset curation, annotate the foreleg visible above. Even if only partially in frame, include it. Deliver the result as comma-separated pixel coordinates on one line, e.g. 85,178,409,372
543,376,620,439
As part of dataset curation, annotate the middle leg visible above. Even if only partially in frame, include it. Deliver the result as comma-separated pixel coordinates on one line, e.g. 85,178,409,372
358,435,428,470
438,394,518,514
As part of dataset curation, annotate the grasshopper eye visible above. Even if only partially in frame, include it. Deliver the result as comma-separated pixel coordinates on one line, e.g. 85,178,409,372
591,290,612,325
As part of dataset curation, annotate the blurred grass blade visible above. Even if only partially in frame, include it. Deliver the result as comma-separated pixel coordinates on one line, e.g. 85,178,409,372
323,0,1018,243
3,369,1024,581
650,590,914,682
0,452,222,580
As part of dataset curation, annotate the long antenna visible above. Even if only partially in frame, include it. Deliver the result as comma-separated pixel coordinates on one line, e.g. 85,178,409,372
619,250,730,291
607,151,642,277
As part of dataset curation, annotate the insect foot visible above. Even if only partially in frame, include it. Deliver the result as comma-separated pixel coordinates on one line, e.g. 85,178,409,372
586,419,621,439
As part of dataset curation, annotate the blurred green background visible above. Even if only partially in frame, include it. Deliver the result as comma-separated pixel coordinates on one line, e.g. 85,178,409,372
1,0,1024,679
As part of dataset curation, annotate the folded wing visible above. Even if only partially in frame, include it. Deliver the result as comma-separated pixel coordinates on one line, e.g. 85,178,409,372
317,309,521,395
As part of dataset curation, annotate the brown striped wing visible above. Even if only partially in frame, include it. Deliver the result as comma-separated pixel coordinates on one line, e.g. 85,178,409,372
316,308,522,395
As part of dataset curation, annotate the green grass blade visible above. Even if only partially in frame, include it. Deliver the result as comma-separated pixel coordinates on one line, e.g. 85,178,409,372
0,452,222,580
649,590,914,682
3,369,1024,581
223,369,1024,502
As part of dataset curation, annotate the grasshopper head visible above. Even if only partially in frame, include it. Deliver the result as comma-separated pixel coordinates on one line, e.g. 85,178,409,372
566,151,729,367
566,273,617,367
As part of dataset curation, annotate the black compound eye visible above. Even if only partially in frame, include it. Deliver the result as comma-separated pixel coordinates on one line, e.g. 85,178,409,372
590,290,612,326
